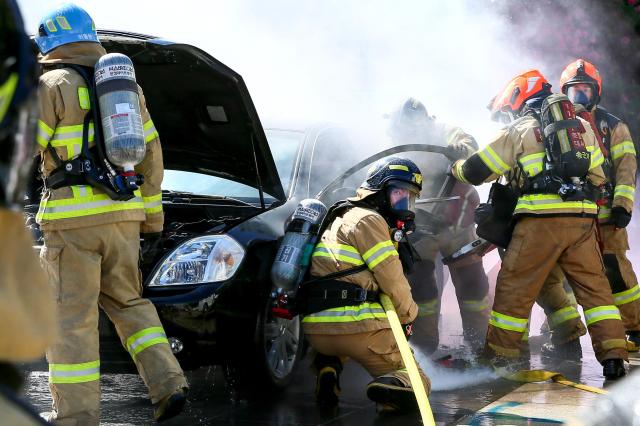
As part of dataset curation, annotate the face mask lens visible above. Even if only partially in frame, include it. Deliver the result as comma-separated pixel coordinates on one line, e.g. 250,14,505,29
388,187,415,213
567,86,592,106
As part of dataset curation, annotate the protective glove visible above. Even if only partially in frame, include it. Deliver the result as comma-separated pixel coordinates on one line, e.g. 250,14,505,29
611,207,632,229
444,142,469,162
402,322,414,341
140,232,163,265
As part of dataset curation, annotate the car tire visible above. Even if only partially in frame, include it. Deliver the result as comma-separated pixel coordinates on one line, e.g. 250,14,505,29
252,293,305,389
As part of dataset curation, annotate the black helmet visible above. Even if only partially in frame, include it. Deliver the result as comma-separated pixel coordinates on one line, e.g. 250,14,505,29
386,97,434,142
362,156,422,193
360,157,422,221
0,0,38,207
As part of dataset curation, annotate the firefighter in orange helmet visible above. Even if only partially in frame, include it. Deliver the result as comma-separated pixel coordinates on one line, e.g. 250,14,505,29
452,70,627,378
560,59,640,351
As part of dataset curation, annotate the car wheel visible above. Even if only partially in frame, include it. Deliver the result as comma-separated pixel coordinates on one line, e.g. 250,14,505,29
254,294,304,389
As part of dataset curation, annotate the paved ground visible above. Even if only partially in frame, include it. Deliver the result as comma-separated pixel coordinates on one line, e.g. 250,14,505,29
19,271,640,425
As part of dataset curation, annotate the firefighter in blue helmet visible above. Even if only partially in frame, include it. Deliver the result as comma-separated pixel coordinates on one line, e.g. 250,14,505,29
34,4,187,423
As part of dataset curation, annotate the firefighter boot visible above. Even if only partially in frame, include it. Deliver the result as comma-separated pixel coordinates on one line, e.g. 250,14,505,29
314,354,342,406
602,359,626,380
366,374,418,412
626,331,640,352
540,338,583,361
153,387,188,423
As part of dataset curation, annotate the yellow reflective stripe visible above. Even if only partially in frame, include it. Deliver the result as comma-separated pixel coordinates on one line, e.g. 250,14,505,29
37,119,55,148
77,87,90,110
614,185,635,202
143,119,159,143
362,240,398,269
302,302,386,323
126,327,169,358
515,194,597,213
548,306,581,329
588,145,604,169
584,305,621,326
613,286,640,306
45,19,57,32
518,152,545,177
477,146,509,176
37,190,143,221
452,160,469,183
143,193,163,214
49,360,100,384
611,141,636,160
389,165,409,171
56,16,72,30
312,242,365,265
598,206,611,220
489,310,528,333
461,298,489,312
417,299,438,317
0,73,18,124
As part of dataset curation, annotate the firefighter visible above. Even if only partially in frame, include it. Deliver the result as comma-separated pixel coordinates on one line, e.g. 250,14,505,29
488,101,588,360
386,98,490,353
0,0,56,424
301,157,430,412
34,4,188,423
560,59,640,350
451,70,628,378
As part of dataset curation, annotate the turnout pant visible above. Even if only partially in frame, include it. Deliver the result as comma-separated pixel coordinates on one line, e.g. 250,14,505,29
307,329,431,393
487,217,627,363
41,221,187,425
599,225,640,332
408,225,490,353
536,265,587,343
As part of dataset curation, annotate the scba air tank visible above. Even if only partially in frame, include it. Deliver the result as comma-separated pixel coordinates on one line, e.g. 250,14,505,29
94,53,146,171
271,199,328,290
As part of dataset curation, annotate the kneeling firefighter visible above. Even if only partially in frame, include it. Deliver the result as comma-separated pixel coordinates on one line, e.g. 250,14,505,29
299,157,431,411
451,70,628,379
34,4,187,423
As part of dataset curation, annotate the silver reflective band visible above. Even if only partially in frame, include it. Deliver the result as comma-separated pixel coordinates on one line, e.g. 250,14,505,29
128,331,167,353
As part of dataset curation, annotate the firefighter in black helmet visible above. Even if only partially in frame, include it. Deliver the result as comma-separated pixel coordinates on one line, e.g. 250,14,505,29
302,156,431,412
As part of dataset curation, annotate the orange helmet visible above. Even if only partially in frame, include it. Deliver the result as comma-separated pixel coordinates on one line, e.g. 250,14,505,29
489,69,552,122
559,59,601,107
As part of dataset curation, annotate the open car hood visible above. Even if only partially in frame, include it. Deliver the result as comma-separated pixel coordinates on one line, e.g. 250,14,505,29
99,30,285,202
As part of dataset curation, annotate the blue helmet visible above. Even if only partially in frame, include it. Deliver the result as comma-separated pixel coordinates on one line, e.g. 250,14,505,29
34,3,99,54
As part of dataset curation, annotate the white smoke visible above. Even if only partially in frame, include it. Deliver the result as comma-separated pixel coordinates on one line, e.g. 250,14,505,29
415,349,497,391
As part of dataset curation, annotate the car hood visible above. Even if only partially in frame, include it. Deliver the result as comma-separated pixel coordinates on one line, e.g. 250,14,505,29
99,31,285,201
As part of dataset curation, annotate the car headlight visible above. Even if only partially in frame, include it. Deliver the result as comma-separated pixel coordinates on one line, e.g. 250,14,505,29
148,235,245,287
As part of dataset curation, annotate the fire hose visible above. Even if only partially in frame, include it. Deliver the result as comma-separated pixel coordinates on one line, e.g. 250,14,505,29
379,294,435,425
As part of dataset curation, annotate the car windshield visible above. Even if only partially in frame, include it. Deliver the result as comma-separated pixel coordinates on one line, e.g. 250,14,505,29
163,130,303,202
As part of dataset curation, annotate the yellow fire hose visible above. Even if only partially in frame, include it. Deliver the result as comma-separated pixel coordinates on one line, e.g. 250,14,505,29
379,294,435,425
496,368,608,395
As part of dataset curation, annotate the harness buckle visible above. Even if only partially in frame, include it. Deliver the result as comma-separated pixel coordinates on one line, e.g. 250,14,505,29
354,288,367,303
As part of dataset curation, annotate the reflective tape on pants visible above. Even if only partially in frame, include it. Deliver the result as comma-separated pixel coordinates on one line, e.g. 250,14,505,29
49,360,100,384
126,327,169,359
548,306,581,329
613,286,640,306
584,305,621,326
488,310,528,333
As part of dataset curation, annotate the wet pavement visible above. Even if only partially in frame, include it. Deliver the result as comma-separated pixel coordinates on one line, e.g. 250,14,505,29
20,277,640,425
21,331,638,425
